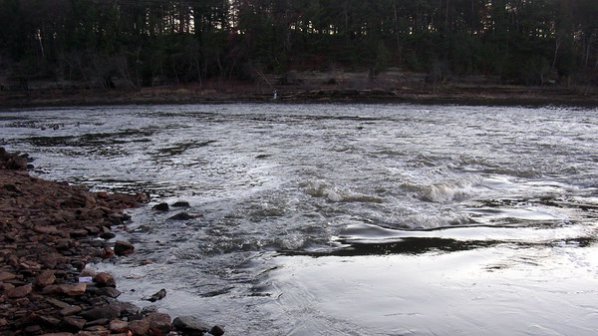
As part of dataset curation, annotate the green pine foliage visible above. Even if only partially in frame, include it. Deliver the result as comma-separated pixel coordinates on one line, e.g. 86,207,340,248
0,0,596,87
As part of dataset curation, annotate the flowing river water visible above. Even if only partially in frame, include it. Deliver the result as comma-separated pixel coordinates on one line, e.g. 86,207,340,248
1,103,598,335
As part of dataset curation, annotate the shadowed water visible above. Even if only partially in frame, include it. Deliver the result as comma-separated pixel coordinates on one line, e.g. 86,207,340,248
1,104,597,335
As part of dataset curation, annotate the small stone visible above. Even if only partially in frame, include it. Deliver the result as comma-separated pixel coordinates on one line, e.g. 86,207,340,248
34,225,59,234
129,319,150,335
46,297,71,309
94,272,116,287
168,212,194,220
98,287,121,298
81,304,122,321
0,271,16,281
40,315,62,326
172,316,210,334
83,325,108,332
63,316,86,330
172,201,190,208
36,270,57,287
109,320,128,333
148,312,172,335
7,284,32,298
61,283,87,296
114,241,135,256
144,288,167,302
60,305,83,316
210,325,225,336
99,232,116,240
152,202,170,211
25,325,42,333
85,318,110,327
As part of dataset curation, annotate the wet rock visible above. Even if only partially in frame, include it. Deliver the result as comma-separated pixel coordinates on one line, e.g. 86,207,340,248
172,316,211,335
85,318,110,327
93,272,116,287
129,318,150,335
114,241,135,256
210,325,225,336
81,304,122,321
99,232,116,240
7,284,33,298
63,316,86,330
34,225,60,234
36,270,57,287
148,312,172,335
0,271,16,281
40,315,62,326
44,283,87,296
109,319,129,333
25,324,43,334
46,297,71,309
60,305,83,316
152,202,170,211
144,288,167,302
172,201,190,208
168,212,194,221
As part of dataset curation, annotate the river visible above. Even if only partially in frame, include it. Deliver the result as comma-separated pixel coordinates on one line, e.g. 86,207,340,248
1,103,598,335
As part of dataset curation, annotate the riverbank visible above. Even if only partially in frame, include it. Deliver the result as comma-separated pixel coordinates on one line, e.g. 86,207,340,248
1,77,597,109
0,148,224,335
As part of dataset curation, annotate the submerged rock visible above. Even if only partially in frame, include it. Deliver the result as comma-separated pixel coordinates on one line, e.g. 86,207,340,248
168,212,195,220
152,202,170,211
114,241,135,256
144,288,167,302
172,200,190,208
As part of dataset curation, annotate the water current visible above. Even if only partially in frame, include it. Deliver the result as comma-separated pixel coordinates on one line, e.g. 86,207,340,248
1,103,598,335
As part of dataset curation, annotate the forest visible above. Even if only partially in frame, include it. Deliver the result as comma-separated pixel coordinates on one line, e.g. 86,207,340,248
0,0,597,90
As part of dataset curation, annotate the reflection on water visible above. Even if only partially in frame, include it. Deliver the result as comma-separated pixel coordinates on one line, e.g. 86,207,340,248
1,103,598,335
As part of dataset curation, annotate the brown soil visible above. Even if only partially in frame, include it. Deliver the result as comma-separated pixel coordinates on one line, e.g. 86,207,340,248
1,73,597,108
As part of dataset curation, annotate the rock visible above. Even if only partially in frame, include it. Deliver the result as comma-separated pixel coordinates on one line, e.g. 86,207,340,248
34,225,59,234
40,315,62,326
109,320,129,333
97,287,121,298
41,333,74,336
25,325,43,334
85,318,110,327
81,304,122,321
60,305,83,316
168,212,194,220
7,284,33,298
114,241,135,256
147,312,172,335
152,202,170,211
93,272,116,287
172,201,190,208
0,271,16,281
210,325,225,336
36,270,57,287
99,232,116,240
172,316,211,335
46,297,71,309
44,283,87,296
63,316,87,330
144,288,167,302
129,319,150,335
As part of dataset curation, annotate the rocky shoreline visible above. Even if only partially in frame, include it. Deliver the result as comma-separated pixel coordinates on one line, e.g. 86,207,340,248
0,148,224,336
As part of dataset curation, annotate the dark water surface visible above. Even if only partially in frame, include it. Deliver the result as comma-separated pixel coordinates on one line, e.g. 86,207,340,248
2,104,598,335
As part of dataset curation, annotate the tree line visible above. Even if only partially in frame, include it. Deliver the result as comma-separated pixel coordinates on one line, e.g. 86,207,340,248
0,0,597,89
